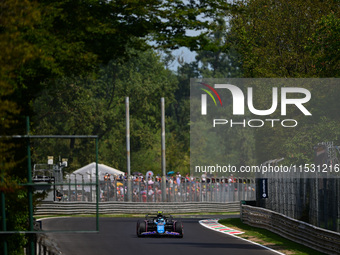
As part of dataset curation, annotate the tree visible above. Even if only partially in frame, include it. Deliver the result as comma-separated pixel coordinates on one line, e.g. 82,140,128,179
2,0,234,177
194,18,242,78
226,0,340,165
1,0,232,127
229,0,339,77
0,1,41,253
307,13,340,77
32,49,179,174
0,0,40,133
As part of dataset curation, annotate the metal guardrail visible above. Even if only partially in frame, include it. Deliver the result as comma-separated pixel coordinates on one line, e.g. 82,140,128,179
34,234,61,255
241,205,340,255
35,201,240,215
22,221,61,255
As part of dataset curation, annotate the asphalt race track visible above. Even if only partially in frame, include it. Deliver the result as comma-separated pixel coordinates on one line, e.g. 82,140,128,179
42,217,279,255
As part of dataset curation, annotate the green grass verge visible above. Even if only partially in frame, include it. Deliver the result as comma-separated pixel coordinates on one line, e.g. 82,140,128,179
218,218,326,255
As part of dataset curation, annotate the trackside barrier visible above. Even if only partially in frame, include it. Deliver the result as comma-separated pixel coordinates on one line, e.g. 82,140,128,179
34,201,240,215
241,205,340,255
23,223,61,255
33,234,61,255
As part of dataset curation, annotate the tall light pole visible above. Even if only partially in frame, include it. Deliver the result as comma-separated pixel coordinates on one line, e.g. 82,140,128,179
161,98,167,201
126,97,132,202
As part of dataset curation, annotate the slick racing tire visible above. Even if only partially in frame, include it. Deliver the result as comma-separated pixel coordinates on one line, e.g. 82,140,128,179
175,221,183,238
137,221,146,237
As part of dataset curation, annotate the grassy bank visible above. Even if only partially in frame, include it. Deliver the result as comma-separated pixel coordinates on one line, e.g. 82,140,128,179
219,218,325,255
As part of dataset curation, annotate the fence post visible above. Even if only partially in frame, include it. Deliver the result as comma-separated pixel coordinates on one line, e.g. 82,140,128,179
74,175,77,201
1,170,8,254
81,174,84,201
89,174,93,202
26,116,35,255
68,177,71,202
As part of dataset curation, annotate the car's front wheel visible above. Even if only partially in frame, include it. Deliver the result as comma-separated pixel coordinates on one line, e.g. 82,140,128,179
137,221,146,237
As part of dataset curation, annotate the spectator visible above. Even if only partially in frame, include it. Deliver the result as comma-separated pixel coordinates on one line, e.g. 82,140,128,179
56,190,63,201
176,172,181,186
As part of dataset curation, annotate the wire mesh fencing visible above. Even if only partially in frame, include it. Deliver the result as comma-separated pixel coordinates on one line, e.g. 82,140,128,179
257,150,340,233
52,176,256,203
260,176,340,232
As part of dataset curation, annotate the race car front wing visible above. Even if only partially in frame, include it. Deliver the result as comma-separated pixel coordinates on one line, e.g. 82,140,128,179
140,231,181,236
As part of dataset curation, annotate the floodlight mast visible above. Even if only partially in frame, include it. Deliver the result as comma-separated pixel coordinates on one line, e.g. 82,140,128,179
126,97,132,202
161,98,166,202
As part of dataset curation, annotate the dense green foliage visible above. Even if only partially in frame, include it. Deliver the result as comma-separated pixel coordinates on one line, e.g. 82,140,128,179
32,49,181,174
0,1,41,253
228,0,340,164
229,0,339,78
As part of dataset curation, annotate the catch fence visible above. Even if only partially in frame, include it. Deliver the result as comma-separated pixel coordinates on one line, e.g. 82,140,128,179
258,142,340,233
52,177,255,203
259,174,340,232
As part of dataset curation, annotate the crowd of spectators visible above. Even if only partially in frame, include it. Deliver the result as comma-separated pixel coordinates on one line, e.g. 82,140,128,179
56,172,255,202
98,172,255,202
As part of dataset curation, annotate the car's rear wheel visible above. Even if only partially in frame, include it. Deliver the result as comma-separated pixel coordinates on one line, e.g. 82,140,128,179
175,221,183,238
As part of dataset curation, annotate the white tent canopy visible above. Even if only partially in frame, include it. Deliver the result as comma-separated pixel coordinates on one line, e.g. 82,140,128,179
67,162,125,181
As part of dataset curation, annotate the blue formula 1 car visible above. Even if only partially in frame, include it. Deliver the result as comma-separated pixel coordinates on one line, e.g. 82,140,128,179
136,211,183,238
